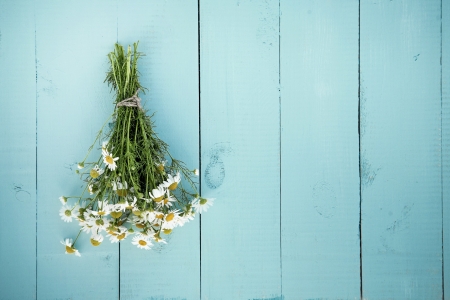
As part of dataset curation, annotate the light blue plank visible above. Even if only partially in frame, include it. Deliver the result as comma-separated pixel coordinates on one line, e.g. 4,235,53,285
443,0,450,298
36,1,119,299
200,0,281,299
0,1,36,299
280,1,360,298
361,1,442,298
117,1,201,299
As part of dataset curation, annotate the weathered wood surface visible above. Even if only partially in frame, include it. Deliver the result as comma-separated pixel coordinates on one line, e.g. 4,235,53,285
360,0,443,299
0,0,447,299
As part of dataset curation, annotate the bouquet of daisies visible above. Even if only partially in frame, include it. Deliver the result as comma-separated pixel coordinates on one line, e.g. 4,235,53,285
59,42,213,256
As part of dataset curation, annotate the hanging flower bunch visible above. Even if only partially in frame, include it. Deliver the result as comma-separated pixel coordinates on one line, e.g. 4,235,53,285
59,42,213,256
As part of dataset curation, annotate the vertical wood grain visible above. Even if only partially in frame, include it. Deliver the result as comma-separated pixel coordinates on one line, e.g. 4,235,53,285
280,0,361,298
117,1,201,299
360,1,443,298
0,1,36,299
36,1,119,299
200,0,281,298
443,0,450,298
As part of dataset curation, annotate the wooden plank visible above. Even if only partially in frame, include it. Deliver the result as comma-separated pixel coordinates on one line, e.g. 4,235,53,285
443,0,450,298
117,1,201,299
35,2,119,299
280,1,360,298
360,0,442,298
200,0,281,298
0,1,37,299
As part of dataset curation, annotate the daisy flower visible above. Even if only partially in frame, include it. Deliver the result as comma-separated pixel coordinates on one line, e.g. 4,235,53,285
90,200,111,217
108,226,129,243
90,165,104,179
161,210,180,230
102,149,119,171
157,193,176,209
132,235,152,250
149,185,165,202
152,232,167,244
155,160,166,172
59,196,67,205
90,233,104,246
59,204,77,222
162,172,181,191
113,179,128,197
193,197,214,214
61,238,81,256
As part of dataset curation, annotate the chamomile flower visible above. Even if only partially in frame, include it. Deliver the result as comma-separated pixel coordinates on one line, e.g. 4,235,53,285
162,172,181,190
157,193,176,208
149,185,165,202
141,210,156,223
90,165,104,179
108,226,129,243
112,179,128,197
90,233,104,246
102,149,119,171
193,197,214,214
61,238,81,256
88,215,111,233
161,210,180,230
155,160,166,172
132,235,152,250
193,169,199,176
152,232,167,244
59,196,67,205
90,200,111,217
59,205,76,222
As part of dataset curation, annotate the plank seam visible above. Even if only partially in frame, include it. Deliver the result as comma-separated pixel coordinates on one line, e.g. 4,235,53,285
198,0,202,299
358,0,363,299
34,2,38,298
278,0,282,298
441,0,445,299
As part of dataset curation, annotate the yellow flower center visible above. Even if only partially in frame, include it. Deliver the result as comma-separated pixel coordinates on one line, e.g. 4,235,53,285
157,164,164,171
116,189,127,197
90,239,101,246
90,169,99,178
163,229,172,235
95,219,104,226
200,198,207,205
139,240,147,246
135,223,145,229
65,246,76,254
108,230,117,236
64,210,71,217
168,182,178,190
117,233,126,240
98,211,106,216
165,213,174,222
132,210,141,216
110,211,122,219
153,196,163,202
105,155,114,164
156,214,164,219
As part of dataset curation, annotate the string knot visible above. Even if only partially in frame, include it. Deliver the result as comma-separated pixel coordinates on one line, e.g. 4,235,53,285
116,89,142,110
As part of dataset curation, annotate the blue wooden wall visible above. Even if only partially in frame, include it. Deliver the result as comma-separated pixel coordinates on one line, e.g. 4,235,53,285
0,0,448,299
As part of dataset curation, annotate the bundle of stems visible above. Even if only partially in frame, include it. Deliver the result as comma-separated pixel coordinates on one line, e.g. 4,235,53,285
59,42,213,255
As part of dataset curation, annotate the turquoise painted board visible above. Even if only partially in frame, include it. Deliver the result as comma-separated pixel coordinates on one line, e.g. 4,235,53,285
36,1,119,299
280,0,361,298
0,1,37,299
200,0,281,298
360,0,443,299
444,0,450,298
117,1,201,299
